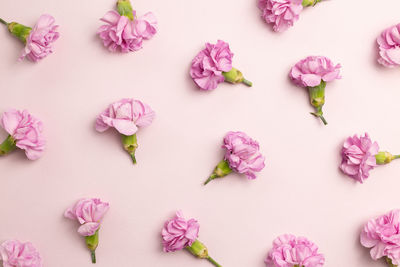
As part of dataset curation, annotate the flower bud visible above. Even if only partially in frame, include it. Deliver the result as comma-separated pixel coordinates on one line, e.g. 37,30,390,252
117,0,135,20
375,151,395,165
122,134,138,164
223,68,252,87
7,22,32,44
85,230,99,264
186,240,209,259
204,159,233,185
0,135,16,156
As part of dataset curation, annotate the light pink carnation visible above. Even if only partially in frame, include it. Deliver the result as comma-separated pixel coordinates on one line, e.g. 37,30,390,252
377,24,400,67
161,211,200,252
0,109,45,160
64,198,110,236
20,14,59,62
95,98,155,136
290,56,341,87
97,10,157,53
190,40,234,90
361,210,400,265
265,234,325,267
0,240,42,267
340,133,379,183
258,0,303,32
223,131,265,179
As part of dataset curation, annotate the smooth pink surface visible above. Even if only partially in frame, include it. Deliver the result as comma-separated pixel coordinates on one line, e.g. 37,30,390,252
1,0,400,266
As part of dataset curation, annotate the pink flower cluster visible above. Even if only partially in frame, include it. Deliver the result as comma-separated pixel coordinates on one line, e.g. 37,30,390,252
290,56,341,87
64,198,110,236
340,133,379,183
361,210,400,265
20,14,59,62
0,240,42,267
97,10,157,53
190,40,234,90
223,131,265,179
258,0,303,32
95,98,155,136
161,211,200,252
0,109,45,160
265,234,325,267
377,24,400,67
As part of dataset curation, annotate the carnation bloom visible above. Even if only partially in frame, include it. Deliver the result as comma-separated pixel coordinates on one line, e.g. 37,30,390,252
289,56,341,125
0,14,59,62
339,133,379,183
97,0,157,53
205,131,265,185
265,234,325,267
258,0,322,32
0,240,42,267
161,211,222,267
0,109,45,160
361,210,400,265
64,198,109,263
95,98,155,164
162,211,200,252
190,40,252,91
377,23,400,67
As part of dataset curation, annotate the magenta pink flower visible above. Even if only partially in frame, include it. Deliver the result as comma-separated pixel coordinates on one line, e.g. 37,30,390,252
190,40,234,90
290,56,341,87
361,210,400,265
265,234,325,267
223,131,265,179
0,109,45,160
340,133,379,183
377,24,400,67
0,240,42,267
258,0,303,32
96,98,155,136
19,14,59,62
64,198,109,236
162,211,200,252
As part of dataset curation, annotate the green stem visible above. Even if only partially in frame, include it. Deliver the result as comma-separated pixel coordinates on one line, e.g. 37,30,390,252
394,155,400,159
319,114,328,125
0,18,8,25
242,79,252,87
91,250,96,264
207,256,222,267
204,174,217,185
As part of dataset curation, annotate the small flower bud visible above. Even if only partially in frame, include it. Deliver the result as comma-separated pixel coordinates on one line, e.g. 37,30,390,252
375,151,395,165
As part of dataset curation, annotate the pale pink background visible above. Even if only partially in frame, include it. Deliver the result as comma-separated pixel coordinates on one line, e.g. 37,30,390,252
1,0,400,266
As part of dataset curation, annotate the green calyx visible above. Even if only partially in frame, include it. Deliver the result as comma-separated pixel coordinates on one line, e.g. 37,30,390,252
0,135,17,156
308,81,328,125
117,0,135,20
204,159,233,185
186,241,222,267
386,257,397,267
222,68,252,87
376,151,400,165
7,22,32,44
122,134,138,164
85,230,99,264
302,0,322,7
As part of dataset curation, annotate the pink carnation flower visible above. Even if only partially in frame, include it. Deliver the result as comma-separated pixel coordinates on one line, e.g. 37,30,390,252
97,10,157,53
161,211,200,252
340,133,379,183
190,40,234,90
95,98,155,136
20,14,59,62
377,23,400,67
265,234,325,267
361,210,400,265
64,198,110,236
0,109,45,160
0,240,42,267
290,56,341,87
223,131,265,179
258,0,303,32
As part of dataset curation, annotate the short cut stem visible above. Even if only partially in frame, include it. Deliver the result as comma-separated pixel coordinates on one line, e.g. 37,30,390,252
91,250,96,264
207,256,222,267
319,114,328,125
242,79,252,87
0,18,8,25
